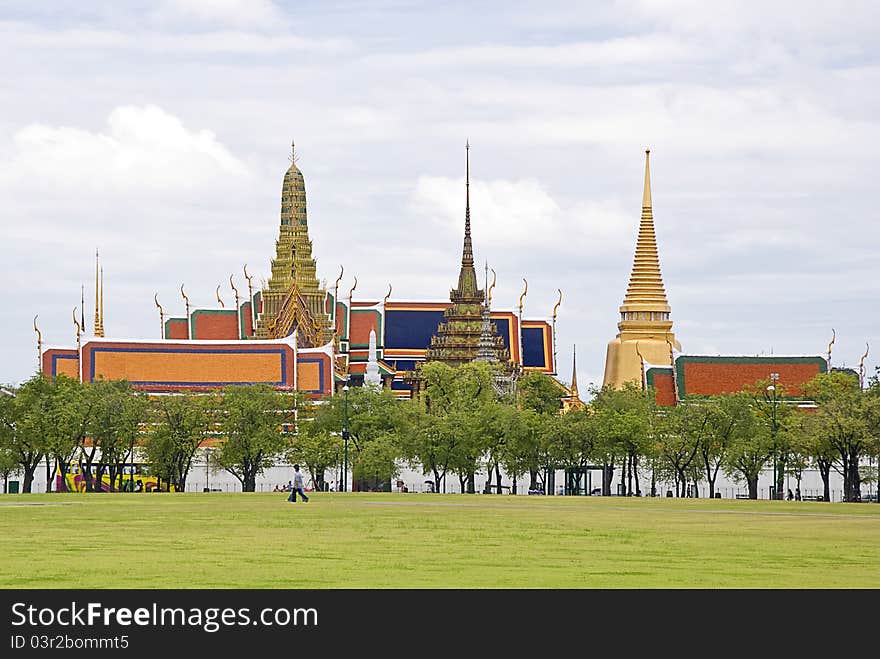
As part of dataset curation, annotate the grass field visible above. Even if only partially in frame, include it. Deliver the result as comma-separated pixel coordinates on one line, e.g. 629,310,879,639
2,492,879,588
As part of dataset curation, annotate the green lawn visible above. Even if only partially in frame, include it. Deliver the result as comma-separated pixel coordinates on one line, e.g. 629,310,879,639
2,492,879,588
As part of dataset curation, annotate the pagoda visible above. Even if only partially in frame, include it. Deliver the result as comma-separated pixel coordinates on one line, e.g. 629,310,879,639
603,149,681,388
254,141,333,347
424,143,510,367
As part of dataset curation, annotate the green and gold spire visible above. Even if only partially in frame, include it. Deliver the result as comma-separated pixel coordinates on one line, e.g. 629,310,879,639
255,141,332,346
425,143,509,367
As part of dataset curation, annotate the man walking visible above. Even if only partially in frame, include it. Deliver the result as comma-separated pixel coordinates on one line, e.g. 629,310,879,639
289,464,309,503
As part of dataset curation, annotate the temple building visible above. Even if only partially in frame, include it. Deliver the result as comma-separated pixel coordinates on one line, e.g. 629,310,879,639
40,141,559,399
602,149,836,407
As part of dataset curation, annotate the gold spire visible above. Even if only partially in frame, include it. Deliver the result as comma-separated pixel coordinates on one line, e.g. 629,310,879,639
94,250,105,337
570,345,579,399
100,266,104,335
619,149,670,319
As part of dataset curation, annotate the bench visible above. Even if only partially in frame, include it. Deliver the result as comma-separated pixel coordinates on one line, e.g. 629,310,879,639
801,495,823,501
735,494,751,499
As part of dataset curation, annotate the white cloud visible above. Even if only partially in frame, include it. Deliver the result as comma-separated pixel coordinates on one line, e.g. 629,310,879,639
410,176,632,255
2,105,249,195
155,0,285,30
0,21,354,54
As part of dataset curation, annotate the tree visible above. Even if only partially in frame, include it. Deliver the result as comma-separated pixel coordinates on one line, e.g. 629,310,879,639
804,372,875,502
0,441,19,494
723,406,772,499
287,422,342,492
749,379,795,500
699,394,751,498
656,402,704,497
311,384,401,491
592,383,654,496
0,375,51,493
399,361,496,493
45,376,94,492
545,407,598,491
215,385,293,492
516,371,564,490
143,391,215,492
87,380,148,491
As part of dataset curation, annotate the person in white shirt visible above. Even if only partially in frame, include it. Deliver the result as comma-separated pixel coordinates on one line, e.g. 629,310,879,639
290,464,309,503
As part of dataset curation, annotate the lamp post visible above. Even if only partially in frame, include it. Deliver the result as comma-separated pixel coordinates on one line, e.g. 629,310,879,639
767,373,779,500
342,384,350,493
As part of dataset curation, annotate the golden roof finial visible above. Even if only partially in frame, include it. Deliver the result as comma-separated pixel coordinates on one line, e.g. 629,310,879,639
487,268,497,306
859,342,870,388
552,289,563,322
348,276,358,302
643,148,652,209
290,139,296,164
33,314,42,369
180,284,190,319
243,265,255,330
230,274,240,309
154,293,165,338
827,328,836,369
216,285,225,308
383,284,392,306
518,278,528,315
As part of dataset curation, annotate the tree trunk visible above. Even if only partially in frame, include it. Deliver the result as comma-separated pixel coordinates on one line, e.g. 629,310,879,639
467,472,475,494
818,460,831,502
626,453,633,496
244,474,256,492
22,466,36,493
602,463,612,496
529,470,538,491
45,458,53,493
433,467,442,494
776,456,786,502
849,453,861,502
494,464,502,495
747,476,758,500
633,455,641,496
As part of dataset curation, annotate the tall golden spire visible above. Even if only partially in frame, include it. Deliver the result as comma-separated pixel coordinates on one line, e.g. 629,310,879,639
570,345,579,399
603,149,679,389
94,250,105,337
619,149,670,318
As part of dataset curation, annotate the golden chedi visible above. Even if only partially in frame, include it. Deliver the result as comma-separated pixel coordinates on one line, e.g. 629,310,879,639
603,150,680,388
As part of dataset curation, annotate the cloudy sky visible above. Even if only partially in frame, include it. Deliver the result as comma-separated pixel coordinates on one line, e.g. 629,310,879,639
1,0,878,390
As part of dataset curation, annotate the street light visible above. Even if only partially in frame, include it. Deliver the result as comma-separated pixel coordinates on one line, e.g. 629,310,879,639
342,384,350,493
767,373,779,500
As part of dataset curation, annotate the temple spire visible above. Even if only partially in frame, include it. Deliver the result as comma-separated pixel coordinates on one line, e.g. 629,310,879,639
570,345,579,399
455,141,479,296
462,141,473,267
93,250,104,337
620,148,670,315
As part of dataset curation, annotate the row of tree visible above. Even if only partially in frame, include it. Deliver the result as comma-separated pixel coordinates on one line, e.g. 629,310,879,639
1,365,878,500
